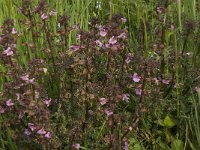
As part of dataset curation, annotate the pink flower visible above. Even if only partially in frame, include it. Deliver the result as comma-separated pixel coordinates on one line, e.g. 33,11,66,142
76,34,81,40
41,13,48,20
24,129,31,136
11,28,17,34
99,29,107,37
3,47,13,56
49,10,57,16
20,75,35,84
162,79,170,85
122,94,130,102
135,88,142,96
132,73,141,82
37,128,46,135
121,17,127,23
104,109,113,116
118,32,126,39
44,99,51,107
6,99,14,107
123,141,129,150
73,143,80,149
16,94,20,101
45,132,52,139
95,40,104,48
0,106,5,113
99,98,108,105
28,123,37,131
108,36,117,45
20,74,29,81
70,45,81,52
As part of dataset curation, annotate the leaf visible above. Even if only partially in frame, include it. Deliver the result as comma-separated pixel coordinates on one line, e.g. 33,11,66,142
171,139,184,150
163,116,176,128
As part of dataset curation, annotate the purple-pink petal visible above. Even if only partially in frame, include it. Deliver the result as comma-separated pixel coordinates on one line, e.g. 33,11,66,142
123,141,129,150
108,36,117,45
3,47,13,56
122,94,130,102
99,98,108,105
162,79,170,85
49,10,57,16
104,109,113,116
41,13,48,20
70,45,81,52
121,17,127,23
135,88,142,96
11,28,17,34
44,99,51,107
28,123,37,131
44,131,52,139
95,40,104,48
73,143,80,149
99,29,107,37
132,73,141,82
24,129,31,136
6,99,14,107
0,106,5,113
37,128,46,135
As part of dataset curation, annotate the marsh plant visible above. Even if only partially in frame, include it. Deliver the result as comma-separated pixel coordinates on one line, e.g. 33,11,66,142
0,0,200,149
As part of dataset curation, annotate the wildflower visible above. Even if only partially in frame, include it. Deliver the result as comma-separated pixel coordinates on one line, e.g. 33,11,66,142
162,79,170,85
3,47,13,56
135,88,142,96
132,73,141,82
123,141,129,150
104,109,113,116
0,106,5,113
70,45,81,52
108,36,117,45
118,32,126,39
45,132,52,139
6,99,14,107
99,98,108,105
157,7,165,14
18,112,24,119
95,40,104,48
20,74,35,84
76,34,81,40
20,75,29,81
24,129,31,136
121,17,127,23
125,57,131,64
122,94,130,102
73,143,80,149
44,99,51,107
37,128,46,135
41,13,48,20
11,28,17,34
99,28,107,37
49,10,57,16
28,123,37,131
125,53,133,64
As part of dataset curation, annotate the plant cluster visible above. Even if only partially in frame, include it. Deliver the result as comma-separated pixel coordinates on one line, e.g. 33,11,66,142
0,0,200,149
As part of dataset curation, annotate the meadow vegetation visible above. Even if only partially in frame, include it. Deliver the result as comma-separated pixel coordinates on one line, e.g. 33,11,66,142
0,0,200,149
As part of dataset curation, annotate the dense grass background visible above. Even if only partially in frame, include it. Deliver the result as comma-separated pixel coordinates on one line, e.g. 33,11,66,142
0,0,200,149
